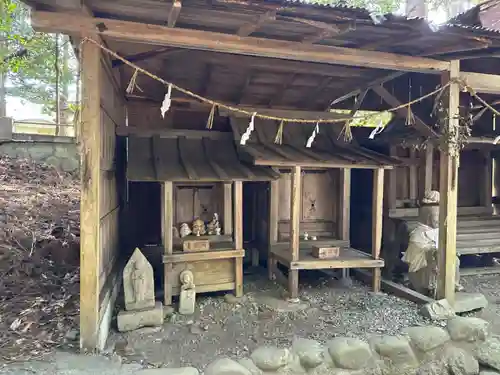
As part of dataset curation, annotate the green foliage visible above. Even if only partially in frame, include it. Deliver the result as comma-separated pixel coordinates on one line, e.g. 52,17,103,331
1,0,76,117
331,109,394,128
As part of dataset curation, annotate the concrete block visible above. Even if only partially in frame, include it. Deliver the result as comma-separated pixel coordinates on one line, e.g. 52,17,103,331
117,301,163,332
0,117,13,140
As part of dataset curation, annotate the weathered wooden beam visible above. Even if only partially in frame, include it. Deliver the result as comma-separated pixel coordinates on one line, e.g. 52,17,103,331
372,168,384,293
436,60,460,304
233,181,243,297
167,0,182,28
162,181,174,305
32,11,451,73
424,143,434,192
289,166,301,298
237,10,276,37
223,183,233,236
80,34,101,351
338,168,351,241
219,106,346,121
373,85,438,138
460,72,500,95
268,73,297,107
112,47,183,68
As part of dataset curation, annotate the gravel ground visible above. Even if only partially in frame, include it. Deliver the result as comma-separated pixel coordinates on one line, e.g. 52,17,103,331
108,267,436,370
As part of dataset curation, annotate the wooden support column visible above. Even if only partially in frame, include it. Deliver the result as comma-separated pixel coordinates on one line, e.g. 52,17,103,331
268,179,279,280
387,146,397,210
338,168,351,241
223,183,233,236
80,35,101,351
409,148,418,203
424,143,434,193
162,181,174,305
372,168,384,293
233,181,244,297
437,60,460,304
289,166,302,298
481,150,493,210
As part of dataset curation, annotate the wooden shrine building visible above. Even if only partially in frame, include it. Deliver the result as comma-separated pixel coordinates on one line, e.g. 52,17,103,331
22,0,500,352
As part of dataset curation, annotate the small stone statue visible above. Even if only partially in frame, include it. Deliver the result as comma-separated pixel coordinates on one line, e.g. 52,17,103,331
402,190,463,297
179,270,196,315
180,223,192,238
207,213,221,235
304,232,309,241
192,218,206,236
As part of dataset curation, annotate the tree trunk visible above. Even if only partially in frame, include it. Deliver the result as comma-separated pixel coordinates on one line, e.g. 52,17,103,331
0,39,7,118
406,0,427,18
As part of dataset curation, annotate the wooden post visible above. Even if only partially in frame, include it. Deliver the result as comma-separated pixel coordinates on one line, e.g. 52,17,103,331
424,143,434,193
338,168,351,241
388,146,397,210
162,181,174,305
80,36,101,351
233,181,244,297
437,60,460,304
481,150,493,210
289,166,301,298
409,148,418,203
372,168,384,293
223,183,233,236
267,179,279,280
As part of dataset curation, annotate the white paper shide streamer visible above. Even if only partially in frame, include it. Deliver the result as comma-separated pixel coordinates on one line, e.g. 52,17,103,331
240,112,256,145
160,84,172,118
369,119,384,139
306,122,320,148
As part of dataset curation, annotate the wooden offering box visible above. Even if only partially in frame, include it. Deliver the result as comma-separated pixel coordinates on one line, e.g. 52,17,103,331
183,239,210,252
311,245,340,259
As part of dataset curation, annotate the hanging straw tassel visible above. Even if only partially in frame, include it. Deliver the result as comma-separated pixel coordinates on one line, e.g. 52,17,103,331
160,84,172,119
274,120,284,144
306,122,320,148
206,104,216,129
405,105,415,126
126,69,142,94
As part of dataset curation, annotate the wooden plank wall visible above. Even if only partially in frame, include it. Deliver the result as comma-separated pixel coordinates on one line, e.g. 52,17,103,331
277,170,338,240
80,38,125,351
99,60,125,290
392,146,483,208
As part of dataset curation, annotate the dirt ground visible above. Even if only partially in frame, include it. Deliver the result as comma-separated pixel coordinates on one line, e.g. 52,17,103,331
107,269,437,370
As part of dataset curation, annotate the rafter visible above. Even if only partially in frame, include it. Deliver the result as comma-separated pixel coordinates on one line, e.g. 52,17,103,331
268,73,297,107
237,10,276,37
372,85,438,138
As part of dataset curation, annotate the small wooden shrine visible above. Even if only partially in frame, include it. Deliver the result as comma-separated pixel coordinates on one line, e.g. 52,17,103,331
127,131,279,304
229,116,400,297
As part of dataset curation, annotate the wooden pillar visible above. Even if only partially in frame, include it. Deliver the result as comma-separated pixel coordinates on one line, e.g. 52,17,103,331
481,150,493,210
267,179,279,280
437,60,460,304
372,168,384,293
424,143,434,193
223,183,233,236
233,181,243,297
289,166,301,298
387,146,397,210
338,168,351,241
162,181,174,306
409,148,418,203
80,36,101,351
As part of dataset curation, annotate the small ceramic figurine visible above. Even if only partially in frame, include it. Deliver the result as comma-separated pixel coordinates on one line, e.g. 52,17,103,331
207,213,221,235
179,223,192,238
311,235,317,241
192,218,206,236
304,232,309,241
